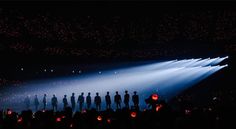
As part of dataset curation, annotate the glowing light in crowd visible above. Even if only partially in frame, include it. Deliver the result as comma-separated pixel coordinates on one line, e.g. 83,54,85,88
130,112,137,118
70,123,73,128
82,109,87,114
17,117,23,123
56,117,61,122
97,115,102,121
7,110,12,115
156,104,163,112
185,109,191,115
107,118,111,124
152,94,159,101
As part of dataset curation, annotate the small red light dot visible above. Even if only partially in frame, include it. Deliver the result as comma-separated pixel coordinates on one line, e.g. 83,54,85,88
17,117,23,123
107,118,111,123
56,117,61,122
7,110,12,115
97,115,102,121
130,112,137,118
70,123,73,128
152,94,159,101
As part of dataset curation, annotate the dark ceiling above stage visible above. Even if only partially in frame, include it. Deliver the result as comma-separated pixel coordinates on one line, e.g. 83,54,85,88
0,1,234,91
0,2,235,64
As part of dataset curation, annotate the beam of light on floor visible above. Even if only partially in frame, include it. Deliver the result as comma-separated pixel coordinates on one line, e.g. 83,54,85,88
0,57,228,111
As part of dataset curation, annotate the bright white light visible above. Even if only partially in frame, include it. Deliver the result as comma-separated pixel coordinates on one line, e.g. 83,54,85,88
0,57,228,111
223,64,228,67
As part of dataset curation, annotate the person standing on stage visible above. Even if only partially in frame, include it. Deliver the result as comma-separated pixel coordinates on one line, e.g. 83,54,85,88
63,95,68,109
86,92,91,109
34,95,39,111
105,91,111,109
77,92,84,111
132,91,139,110
124,90,130,109
51,94,58,112
94,92,101,111
24,95,30,110
71,93,76,111
114,91,121,110
43,94,47,110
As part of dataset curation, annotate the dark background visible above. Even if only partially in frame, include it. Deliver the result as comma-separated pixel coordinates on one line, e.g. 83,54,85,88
0,1,235,100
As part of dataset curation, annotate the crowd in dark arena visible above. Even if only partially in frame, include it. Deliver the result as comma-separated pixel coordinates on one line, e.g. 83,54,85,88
0,89,235,129
0,1,236,129
0,3,236,62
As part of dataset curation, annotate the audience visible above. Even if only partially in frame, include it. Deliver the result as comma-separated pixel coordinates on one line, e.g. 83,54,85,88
0,89,235,129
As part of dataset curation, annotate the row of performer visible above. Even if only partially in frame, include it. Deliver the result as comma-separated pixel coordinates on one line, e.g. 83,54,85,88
24,91,139,111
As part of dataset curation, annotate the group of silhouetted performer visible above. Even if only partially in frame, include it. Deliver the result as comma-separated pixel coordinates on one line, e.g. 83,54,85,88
24,91,139,112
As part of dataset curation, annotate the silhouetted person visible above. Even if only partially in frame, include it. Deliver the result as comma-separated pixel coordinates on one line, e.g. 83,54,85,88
43,94,47,110
34,95,39,111
105,92,111,109
132,91,139,110
94,92,101,111
51,94,58,112
145,93,159,111
63,95,68,109
86,92,91,109
77,92,84,111
24,96,30,110
71,93,76,111
124,90,130,109
114,91,121,109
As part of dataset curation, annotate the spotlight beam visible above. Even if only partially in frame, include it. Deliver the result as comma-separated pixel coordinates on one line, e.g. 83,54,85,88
0,58,228,111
